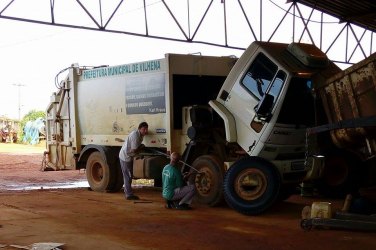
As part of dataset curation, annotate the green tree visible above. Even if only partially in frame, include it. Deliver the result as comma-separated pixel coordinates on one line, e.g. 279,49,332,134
18,110,46,143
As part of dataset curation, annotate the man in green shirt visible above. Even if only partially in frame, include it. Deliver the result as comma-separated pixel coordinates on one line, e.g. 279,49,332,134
162,152,195,210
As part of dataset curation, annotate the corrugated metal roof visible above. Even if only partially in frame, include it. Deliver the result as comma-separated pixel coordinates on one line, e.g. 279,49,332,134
295,0,376,32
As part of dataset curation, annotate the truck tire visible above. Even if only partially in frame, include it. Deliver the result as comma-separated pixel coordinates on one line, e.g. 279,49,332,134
107,160,124,193
223,157,281,215
154,178,162,187
86,151,116,192
316,150,361,198
190,155,224,206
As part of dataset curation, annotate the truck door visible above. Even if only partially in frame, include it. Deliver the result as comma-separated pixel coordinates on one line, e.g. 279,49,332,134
225,52,286,154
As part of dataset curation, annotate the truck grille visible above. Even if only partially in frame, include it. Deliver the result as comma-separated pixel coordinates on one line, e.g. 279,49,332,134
275,152,305,160
291,161,305,171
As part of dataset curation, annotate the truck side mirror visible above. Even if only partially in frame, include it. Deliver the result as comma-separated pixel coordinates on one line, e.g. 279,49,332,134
255,93,274,122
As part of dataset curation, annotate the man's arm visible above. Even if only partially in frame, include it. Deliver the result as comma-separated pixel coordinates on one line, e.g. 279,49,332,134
130,131,145,154
183,172,194,182
135,144,145,153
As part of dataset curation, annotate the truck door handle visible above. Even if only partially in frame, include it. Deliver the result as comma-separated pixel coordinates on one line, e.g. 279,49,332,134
248,140,256,152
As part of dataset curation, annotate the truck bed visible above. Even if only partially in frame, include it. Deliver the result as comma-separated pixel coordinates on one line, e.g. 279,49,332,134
318,52,376,153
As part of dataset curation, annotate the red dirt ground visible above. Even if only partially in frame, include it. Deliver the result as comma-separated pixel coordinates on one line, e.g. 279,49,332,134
0,143,87,191
0,143,376,250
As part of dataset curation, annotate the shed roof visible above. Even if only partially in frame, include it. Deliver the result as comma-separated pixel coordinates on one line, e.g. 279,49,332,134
295,0,376,32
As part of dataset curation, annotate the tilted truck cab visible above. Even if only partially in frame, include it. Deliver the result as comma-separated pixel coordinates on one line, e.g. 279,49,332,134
209,42,340,214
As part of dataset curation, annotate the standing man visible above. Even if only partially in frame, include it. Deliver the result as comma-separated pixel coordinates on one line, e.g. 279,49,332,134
119,122,148,200
162,152,196,210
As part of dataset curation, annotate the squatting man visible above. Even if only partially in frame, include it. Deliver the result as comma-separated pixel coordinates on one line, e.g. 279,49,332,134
162,152,196,210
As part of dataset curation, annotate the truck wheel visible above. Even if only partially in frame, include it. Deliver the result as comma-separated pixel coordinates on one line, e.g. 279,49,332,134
317,150,361,198
107,160,124,193
86,151,114,192
154,178,162,187
223,157,281,215
190,155,224,206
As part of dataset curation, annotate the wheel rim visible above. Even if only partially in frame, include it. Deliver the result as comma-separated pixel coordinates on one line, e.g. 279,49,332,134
194,166,214,196
92,161,104,183
234,168,267,201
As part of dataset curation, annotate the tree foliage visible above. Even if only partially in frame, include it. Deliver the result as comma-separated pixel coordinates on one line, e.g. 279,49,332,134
18,110,46,143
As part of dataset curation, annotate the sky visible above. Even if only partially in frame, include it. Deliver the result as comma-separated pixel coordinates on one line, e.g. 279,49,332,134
0,0,373,120
0,2,245,120
0,20,245,120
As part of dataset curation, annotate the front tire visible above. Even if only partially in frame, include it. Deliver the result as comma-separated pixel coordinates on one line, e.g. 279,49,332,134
223,157,281,215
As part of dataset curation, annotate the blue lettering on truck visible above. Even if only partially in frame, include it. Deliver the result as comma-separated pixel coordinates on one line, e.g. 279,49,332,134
82,60,161,80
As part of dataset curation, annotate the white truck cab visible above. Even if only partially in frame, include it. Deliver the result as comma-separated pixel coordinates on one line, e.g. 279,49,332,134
208,42,339,214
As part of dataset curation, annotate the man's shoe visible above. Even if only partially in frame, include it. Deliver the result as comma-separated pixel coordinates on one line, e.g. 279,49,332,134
165,200,176,209
126,195,140,200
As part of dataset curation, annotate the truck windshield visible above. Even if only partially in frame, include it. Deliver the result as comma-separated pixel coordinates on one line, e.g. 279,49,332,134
241,53,278,100
277,77,315,127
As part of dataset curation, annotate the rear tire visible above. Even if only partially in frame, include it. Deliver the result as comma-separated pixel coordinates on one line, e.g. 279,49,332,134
86,152,116,192
223,157,281,215
190,155,224,206
317,150,361,198
154,177,162,187
108,160,124,193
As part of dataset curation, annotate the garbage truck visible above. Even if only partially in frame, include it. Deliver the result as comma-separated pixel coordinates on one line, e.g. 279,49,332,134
44,42,376,215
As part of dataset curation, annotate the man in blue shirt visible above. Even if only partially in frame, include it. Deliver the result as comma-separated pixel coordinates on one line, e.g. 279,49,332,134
162,152,196,210
119,122,148,200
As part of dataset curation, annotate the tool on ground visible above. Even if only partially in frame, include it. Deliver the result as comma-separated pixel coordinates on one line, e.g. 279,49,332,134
134,201,153,204
143,148,202,174
301,212,376,231
300,199,376,231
